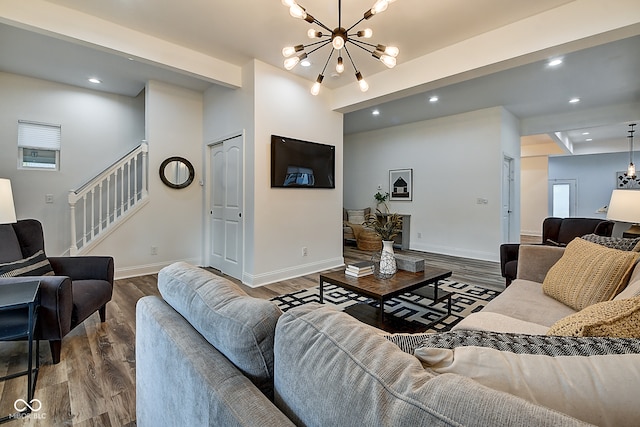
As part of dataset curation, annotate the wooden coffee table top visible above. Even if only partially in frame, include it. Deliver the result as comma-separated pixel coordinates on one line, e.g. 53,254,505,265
319,266,452,301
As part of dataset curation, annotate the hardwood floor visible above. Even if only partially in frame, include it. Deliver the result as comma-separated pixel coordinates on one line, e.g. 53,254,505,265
0,246,503,426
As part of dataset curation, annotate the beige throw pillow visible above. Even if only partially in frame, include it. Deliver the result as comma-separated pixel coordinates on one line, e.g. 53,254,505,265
346,209,366,225
542,238,640,311
547,296,640,338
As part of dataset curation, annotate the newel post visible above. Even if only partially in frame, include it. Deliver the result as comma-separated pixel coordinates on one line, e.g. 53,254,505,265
68,190,78,256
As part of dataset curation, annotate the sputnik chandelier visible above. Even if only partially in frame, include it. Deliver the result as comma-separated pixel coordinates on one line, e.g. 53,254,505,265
281,0,399,95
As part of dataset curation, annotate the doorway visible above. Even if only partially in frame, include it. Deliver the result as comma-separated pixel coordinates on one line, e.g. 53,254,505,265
549,179,576,218
208,134,243,280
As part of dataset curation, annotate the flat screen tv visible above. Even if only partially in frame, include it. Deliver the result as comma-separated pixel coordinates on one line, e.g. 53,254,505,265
271,135,335,188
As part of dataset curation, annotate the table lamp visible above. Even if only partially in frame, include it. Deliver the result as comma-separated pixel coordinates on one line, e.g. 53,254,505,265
606,189,640,236
0,178,17,224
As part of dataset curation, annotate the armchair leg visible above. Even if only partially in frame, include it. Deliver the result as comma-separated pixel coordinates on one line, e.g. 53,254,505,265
99,305,107,322
49,340,61,364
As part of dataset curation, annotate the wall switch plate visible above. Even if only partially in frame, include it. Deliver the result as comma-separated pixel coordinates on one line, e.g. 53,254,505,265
45,194,54,204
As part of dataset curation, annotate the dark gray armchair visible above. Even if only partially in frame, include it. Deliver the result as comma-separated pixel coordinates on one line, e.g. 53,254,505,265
499,217,614,287
0,219,113,364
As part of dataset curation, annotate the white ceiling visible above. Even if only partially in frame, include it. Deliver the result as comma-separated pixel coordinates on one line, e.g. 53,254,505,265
1,0,639,155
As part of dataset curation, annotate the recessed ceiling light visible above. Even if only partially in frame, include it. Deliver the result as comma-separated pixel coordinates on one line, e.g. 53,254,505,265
569,97,580,104
582,132,590,135
585,138,593,142
88,78,102,84
429,95,439,103
548,58,563,67
300,59,311,67
372,109,380,116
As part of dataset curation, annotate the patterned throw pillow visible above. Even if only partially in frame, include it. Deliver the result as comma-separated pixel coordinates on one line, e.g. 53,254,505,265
542,238,640,311
414,330,640,427
547,296,640,338
0,250,54,277
581,233,640,251
346,209,366,225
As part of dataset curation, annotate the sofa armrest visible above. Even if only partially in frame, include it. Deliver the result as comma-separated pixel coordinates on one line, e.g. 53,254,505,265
0,276,73,340
516,245,565,283
49,256,114,284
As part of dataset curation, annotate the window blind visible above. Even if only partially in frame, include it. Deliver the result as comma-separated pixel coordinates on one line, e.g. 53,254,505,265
18,120,61,150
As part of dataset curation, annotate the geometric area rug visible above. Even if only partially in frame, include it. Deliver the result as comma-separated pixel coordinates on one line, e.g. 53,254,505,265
270,279,500,334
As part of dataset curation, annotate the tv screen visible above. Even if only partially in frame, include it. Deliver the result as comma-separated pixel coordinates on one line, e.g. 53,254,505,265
271,135,335,188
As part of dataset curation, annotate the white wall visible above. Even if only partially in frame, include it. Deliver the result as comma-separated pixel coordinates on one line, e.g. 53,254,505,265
93,80,204,277
344,107,516,262
204,60,344,286
0,71,144,256
521,156,549,236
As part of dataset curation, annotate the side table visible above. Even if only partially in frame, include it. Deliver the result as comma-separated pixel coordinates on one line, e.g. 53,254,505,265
0,281,40,423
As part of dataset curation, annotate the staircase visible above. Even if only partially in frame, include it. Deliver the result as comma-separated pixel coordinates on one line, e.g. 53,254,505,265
68,142,149,255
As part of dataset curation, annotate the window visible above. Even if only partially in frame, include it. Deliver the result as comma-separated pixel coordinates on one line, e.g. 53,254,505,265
18,120,61,170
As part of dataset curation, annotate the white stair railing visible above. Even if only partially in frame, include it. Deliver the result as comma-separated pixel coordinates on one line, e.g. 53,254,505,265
68,142,148,255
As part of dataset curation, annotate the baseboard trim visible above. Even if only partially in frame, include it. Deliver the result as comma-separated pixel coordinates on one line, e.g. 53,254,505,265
242,256,345,288
115,257,201,280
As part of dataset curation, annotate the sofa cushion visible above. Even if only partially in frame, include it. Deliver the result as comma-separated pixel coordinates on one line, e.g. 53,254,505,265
414,330,640,427
157,262,282,399
274,304,587,427
543,238,640,311
0,249,54,277
453,312,549,335
614,264,640,300
481,279,575,327
547,296,640,338
581,233,640,251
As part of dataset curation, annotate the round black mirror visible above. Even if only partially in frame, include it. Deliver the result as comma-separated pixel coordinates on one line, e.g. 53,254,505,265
159,157,195,189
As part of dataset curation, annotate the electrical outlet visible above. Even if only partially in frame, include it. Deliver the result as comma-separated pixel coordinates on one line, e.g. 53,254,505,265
45,194,54,204
302,247,308,257
417,232,422,239
150,246,158,255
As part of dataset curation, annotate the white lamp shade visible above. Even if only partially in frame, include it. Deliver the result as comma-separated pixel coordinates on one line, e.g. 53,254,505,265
0,178,17,224
606,189,640,224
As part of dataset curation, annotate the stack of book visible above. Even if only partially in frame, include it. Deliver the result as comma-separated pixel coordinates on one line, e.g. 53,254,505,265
345,261,374,278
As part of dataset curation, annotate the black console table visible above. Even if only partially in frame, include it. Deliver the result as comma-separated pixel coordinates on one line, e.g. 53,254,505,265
0,281,40,423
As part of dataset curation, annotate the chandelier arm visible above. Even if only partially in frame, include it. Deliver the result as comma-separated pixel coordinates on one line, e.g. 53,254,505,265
311,18,333,33
320,49,335,76
347,39,375,55
307,40,333,56
346,17,366,33
348,38,377,49
303,39,332,50
343,45,359,72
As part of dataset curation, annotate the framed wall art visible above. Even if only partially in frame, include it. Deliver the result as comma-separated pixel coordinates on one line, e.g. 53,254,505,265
616,171,640,189
389,169,412,201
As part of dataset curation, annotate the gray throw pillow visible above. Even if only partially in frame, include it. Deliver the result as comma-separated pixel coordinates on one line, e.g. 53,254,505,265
158,262,282,399
581,233,640,251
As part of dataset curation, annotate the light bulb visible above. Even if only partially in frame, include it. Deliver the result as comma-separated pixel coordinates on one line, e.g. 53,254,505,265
379,54,396,68
371,0,389,15
310,75,323,96
282,45,303,57
357,28,373,38
356,72,369,92
289,4,307,19
384,46,399,57
281,0,296,6
629,163,637,179
332,35,345,50
307,29,321,38
336,57,345,74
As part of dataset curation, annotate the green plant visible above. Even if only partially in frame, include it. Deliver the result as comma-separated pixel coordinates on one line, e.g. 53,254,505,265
373,191,390,213
366,209,403,241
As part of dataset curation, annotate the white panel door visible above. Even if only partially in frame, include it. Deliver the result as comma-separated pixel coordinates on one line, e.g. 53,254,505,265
209,135,243,279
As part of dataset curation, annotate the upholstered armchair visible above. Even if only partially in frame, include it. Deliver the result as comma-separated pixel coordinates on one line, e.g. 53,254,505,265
0,219,114,364
499,217,614,287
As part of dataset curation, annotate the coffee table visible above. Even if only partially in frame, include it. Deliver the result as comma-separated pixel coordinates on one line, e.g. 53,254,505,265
319,267,453,333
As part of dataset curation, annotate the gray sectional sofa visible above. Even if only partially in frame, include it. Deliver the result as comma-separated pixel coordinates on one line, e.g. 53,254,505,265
136,242,640,426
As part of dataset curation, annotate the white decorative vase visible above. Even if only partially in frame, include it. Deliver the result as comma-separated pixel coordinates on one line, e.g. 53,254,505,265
378,240,397,277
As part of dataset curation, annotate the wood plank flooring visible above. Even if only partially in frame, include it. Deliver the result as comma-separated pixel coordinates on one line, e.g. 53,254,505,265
0,246,504,426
